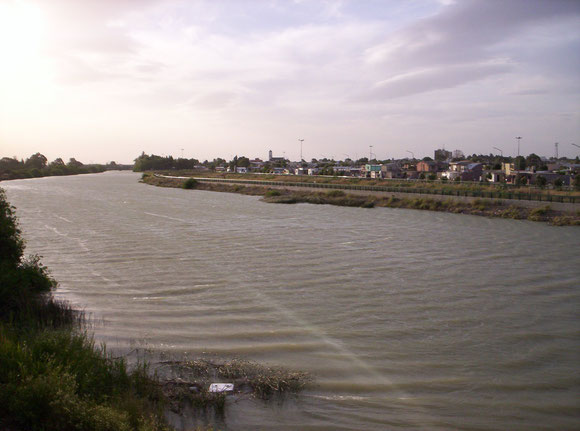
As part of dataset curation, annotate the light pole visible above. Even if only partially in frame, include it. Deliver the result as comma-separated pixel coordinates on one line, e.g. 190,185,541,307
571,143,579,151
369,145,373,162
515,136,522,158
181,148,184,159
406,150,414,160
493,146,503,157
299,139,304,162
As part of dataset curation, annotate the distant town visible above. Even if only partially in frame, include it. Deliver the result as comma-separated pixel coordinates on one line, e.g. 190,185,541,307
134,148,580,190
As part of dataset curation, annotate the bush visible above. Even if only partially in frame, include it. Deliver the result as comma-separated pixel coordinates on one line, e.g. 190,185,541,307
535,175,547,188
326,190,345,198
528,205,551,221
182,178,198,189
264,189,281,197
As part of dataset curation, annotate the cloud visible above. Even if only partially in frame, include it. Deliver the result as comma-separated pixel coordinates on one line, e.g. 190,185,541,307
360,62,511,100
358,0,580,100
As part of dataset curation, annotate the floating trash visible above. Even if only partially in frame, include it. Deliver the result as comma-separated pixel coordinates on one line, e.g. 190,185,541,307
209,383,234,393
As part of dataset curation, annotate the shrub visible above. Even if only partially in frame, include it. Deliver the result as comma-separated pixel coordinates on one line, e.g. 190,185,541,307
535,175,547,188
264,189,281,197
182,178,198,189
326,190,346,198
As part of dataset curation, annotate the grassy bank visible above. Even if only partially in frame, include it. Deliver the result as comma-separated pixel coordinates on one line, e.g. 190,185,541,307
142,173,580,226
0,187,311,430
156,169,580,199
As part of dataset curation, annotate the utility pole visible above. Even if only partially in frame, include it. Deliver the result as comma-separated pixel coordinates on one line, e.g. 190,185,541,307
299,139,304,162
369,145,373,162
515,136,522,158
554,142,558,160
181,148,184,159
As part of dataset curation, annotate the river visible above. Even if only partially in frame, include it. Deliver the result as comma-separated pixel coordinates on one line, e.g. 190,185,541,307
3,171,579,430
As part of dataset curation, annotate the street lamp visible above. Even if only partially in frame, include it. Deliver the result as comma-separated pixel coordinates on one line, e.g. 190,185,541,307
406,150,414,160
299,139,304,162
515,136,522,158
492,146,503,157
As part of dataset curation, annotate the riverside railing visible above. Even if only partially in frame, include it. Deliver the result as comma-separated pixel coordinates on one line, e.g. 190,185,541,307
193,177,577,204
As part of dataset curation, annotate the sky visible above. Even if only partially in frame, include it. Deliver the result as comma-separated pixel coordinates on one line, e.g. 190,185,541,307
0,0,579,164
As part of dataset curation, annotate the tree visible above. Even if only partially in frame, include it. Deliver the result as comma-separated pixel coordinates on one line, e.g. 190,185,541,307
422,156,433,161
237,156,250,168
428,173,437,181
515,156,526,171
526,153,542,168
24,153,48,170
573,175,580,191
535,175,547,188
554,178,563,189
0,157,22,174
67,158,84,168
49,158,65,167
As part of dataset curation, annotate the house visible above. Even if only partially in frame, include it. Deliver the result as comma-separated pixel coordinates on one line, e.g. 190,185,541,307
416,160,437,172
272,167,285,174
486,170,505,183
308,167,319,175
381,163,404,179
249,158,264,172
416,160,447,172
333,166,354,176
365,164,383,178
235,167,248,174
443,161,483,181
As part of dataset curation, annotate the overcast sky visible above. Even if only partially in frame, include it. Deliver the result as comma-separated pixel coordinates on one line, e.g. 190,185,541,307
1,0,579,164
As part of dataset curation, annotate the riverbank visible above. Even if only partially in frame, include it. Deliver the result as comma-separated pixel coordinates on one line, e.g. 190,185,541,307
142,173,580,226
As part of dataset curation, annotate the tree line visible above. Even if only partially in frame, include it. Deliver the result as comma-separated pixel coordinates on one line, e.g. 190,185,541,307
0,153,124,181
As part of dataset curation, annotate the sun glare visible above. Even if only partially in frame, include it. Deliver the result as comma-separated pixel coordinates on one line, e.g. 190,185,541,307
0,1,52,103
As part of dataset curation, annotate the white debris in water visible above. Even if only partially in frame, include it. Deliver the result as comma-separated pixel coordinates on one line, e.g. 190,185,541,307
209,383,234,393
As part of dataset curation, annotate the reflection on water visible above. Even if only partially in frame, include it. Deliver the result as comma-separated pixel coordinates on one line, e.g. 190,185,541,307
4,172,580,430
